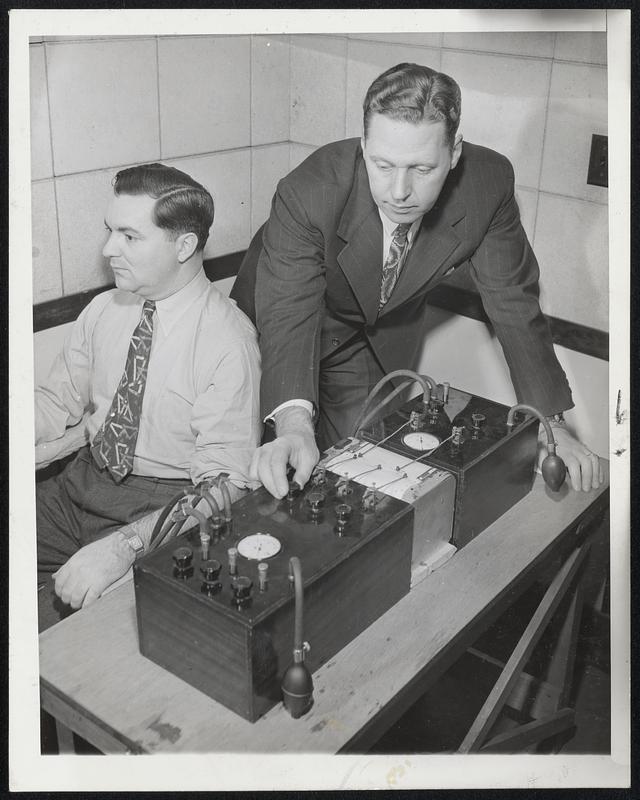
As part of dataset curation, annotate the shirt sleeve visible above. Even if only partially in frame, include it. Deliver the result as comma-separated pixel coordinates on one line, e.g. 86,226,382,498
189,336,262,488
266,399,314,423
34,302,96,446
468,157,573,415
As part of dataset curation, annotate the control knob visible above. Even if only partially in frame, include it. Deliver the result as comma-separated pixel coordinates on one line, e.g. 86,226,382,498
200,559,222,595
334,503,352,537
172,546,194,579
306,490,326,520
232,576,253,609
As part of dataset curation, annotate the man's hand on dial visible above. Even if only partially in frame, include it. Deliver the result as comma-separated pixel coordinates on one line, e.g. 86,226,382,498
250,406,319,499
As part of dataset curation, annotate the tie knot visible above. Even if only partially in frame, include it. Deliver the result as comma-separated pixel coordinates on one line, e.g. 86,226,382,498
142,300,156,315
393,223,411,244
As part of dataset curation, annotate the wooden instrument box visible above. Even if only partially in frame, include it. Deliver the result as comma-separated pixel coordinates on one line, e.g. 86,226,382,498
134,479,415,722
360,387,540,547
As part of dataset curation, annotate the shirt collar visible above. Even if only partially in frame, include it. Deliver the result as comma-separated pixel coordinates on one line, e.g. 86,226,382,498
378,208,423,244
152,268,210,336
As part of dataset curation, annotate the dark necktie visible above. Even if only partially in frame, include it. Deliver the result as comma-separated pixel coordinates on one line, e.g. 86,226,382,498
91,300,155,482
380,223,411,307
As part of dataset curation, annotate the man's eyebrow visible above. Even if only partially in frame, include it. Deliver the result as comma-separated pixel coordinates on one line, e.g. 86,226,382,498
371,155,394,165
103,220,142,235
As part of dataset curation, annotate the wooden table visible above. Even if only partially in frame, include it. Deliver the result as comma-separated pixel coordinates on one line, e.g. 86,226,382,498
39,468,609,754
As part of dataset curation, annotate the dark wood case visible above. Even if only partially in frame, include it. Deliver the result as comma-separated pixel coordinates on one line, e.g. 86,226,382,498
360,388,539,547
134,481,414,722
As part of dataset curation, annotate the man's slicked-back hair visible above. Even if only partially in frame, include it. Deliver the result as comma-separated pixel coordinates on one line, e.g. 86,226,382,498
363,63,462,151
113,163,214,252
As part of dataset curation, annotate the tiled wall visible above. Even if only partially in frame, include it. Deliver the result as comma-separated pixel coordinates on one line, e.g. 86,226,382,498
30,34,291,301
31,31,608,335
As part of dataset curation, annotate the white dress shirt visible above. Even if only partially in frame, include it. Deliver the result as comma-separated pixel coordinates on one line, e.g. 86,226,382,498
35,268,262,488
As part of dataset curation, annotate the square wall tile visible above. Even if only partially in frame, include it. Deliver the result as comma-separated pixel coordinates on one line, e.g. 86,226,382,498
346,40,441,138
55,169,116,293
159,36,250,159
251,144,290,235
534,193,608,331
47,39,160,175
514,186,538,244
31,180,62,302
290,35,347,146
166,150,251,258
540,62,607,203
289,142,317,171
251,35,289,146
442,50,551,189
554,32,607,65
348,33,442,48
443,32,554,59
30,45,53,180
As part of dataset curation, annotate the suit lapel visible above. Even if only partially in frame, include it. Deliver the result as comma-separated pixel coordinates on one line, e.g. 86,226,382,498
336,158,384,326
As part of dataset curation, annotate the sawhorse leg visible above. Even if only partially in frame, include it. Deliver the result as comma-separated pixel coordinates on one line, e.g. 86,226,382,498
457,540,592,754
54,719,76,754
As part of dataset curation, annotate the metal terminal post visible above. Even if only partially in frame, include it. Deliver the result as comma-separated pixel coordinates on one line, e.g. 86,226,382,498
228,546,238,576
335,474,353,497
362,485,380,512
311,467,327,486
258,562,269,592
409,409,426,430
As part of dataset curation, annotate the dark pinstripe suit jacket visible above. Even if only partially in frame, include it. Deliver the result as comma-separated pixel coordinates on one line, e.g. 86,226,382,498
231,138,573,419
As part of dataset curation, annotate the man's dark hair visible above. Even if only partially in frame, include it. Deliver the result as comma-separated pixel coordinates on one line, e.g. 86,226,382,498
113,163,214,252
363,63,462,152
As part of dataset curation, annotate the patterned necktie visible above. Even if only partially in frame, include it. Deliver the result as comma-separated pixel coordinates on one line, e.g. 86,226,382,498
91,300,155,482
379,223,412,307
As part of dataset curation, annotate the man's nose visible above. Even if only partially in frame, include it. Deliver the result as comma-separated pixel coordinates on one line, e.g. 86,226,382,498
102,233,118,258
390,169,411,201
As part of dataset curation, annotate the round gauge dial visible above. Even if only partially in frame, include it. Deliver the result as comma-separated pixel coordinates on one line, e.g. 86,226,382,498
237,532,282,560
402,432,440,452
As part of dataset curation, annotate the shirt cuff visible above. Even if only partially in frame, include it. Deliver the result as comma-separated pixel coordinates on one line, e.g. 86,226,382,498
264,399,314,424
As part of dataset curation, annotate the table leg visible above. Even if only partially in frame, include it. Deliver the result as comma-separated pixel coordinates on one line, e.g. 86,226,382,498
54,719,76,754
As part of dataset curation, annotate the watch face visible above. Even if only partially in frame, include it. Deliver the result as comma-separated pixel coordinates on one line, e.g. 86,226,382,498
237,532,282,560
402,432,440,452
127,534,144,554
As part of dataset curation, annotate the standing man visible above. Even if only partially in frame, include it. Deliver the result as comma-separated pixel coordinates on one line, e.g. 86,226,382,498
231,62,603,497
36,163,261,629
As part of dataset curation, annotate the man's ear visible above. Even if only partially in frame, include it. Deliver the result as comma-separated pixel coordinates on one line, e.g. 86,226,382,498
450,133,463,170
176,232,198,263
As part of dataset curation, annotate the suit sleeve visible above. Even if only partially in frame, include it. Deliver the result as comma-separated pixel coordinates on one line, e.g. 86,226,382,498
468,157,573,415
255,178,327,416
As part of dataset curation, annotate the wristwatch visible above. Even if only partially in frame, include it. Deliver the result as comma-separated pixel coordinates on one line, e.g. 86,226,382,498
547,412,566,426
122,532,145,558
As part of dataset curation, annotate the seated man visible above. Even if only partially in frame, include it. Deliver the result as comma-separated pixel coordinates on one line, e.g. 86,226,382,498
36,163,261,630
